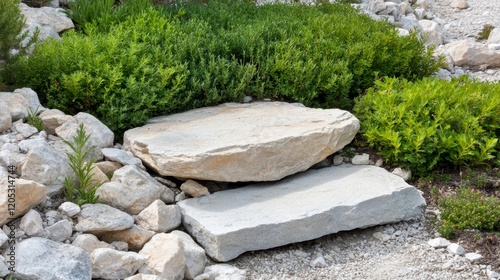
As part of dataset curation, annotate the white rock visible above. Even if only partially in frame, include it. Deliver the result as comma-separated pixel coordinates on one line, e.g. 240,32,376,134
450,0,469,9
59,201,81,217
0,92,29,121
40,109,75,134
428,237,451,248
19,209,44,236
171,230,207,279
419,19,444,46
100,225,155,251
13,88,45,113
178,165,426,261
397,28,410,36
0,256,8,277
489,44,500,50
136,200,181,233
72,233,114,254
180,180,210,198
74,112,114,148
91,248,147,279
18,138,48,153
0,178,46,226
0,150,25,171
46,219,73,242
373,231,391,242
125,274,167,280
14,122,38,138
5,237,91,280
124,102,359,182
396,15,423,32
392,167,412,181
447,243,466,255
102,147,145,169
97,165,168,215
465,253,483,262
0,229,8,247
20,4,74,33
488,28,500,44
0,99,11,133
445,40,500,68
487,268,500,279
139,233,186,280
195,264,246,280
111,241,129,251
351,153,370,165
310,255,327,268
75,203,134,234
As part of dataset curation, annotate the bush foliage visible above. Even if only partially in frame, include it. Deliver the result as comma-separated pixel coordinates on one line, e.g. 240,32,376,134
9,1,440,136
354,76,500,174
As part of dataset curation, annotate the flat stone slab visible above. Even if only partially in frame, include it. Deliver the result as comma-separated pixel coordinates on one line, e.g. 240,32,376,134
177,165,426,262
123,102,359,182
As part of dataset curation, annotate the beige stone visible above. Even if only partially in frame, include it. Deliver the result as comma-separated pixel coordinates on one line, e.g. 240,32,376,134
91,248,147,279
445,40,500,68
135,200,181,233
40,109,75,135
0,93,29,121
124,102,359,182
0,178,46,226
99,225,155,251
180,180,209,198
95,160,122,179
72,233,114,254
450,0,469,9
88,163,109,189
139,233,185,280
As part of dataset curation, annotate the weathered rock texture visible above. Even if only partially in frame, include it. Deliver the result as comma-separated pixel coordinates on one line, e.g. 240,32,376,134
124,102,359,182
178,165,426,261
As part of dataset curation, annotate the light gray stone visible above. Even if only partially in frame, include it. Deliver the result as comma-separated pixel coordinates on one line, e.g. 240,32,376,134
0,99,12,133
99,225,155,251
19,209,44,236
333,155,344,166
351,153,370,165
195,264,246,280
488,28,500,44
310,255,327,268
465,253,483,262
447,243,466,255
0,150,25,173
392,167,412,181
419,19,443,46
102,147,145,169
40,109,75,135
58,201,81,217
13,122,38,138
46,219,73,242
124,102,359,182
450,0,469,9
75,203,134,234
111,241,128,251
139,233,185,280
0,178,46,226
395,15,423,32
91,248,147,279
18,138,48,153
20,3,74,33
74,112,114,148
21,144,72,195
181,180,210,198
178,165,426,261
72,233,113,254
1,143,19,152
95,160,122,178
0,92,29,121
171,230,207,279
0,256,8,277
125,274,167,280
136,200,181,233
445,40,500,68
97,165,166,215
5,237,91,280
428,237,451,248
0,229,8,247
13,88,45,113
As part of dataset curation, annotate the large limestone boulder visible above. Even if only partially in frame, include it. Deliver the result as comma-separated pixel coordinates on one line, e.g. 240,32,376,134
139,233,186,280
5,237,91,280
20,3,74,33
177,165,426,261
75,203,134,234
0,178,46,226
444,40,500,68
124,102,359,182
0,92,29,121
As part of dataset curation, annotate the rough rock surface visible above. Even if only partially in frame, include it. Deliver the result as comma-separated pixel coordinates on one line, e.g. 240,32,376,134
91,248,148,279
178,165,426,261
139,233,186,280
99,225,156,251
124,102,359,182
75,203,134,234
0,178,46,226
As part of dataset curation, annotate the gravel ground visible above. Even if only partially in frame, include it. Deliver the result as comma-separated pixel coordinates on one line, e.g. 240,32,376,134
221,1,500,279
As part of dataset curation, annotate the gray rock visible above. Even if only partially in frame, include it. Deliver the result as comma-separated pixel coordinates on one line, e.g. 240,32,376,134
40,109,75,135
21,144,72,195
445,40,500,68
136,200,181,233
100,225,155,251
395,15,423,32
91,248,147,279
488,28,500,44
0,92,29,121
124,102,359,182
0,229,8,247
125,274,167,280
333,155,344,166
74,112,114,148
20,3,74,33
0,98,12,133
102,147,145,169
450,0,469,9
310,255,327,268
46,219,73,242
447,243,466,255
180,180,210,198
171,230,207,279
97,165,166,215
19,209,44,236
194,264,246,280
13,88,45,113
6,237,91,280
465,253,483,262
178,165,426,261
72,233,114,254
139,233,186,280
18,138,48,153
351,153,370,165
13,122,38,138
392,167,412,181
428,237,451,248
419,19,444,46
75,203,134,234
0,178,46,226
111,241,129,251
58,201,81,217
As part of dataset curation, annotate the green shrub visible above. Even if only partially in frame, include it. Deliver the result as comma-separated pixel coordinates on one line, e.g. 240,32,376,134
438,188,500,238
354,76,500,175
11,1,440,136
0,0,38,88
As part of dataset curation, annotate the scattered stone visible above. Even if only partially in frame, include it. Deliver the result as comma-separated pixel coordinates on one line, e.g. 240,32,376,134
75,203,134,234
171,230,207,279
135,200,181,233
102,147,145,169
95,160,122,178
488,28,500,44
373,232,391,242
74,112,114,148
419,19,444,46
13,122,38,138
351,153,370,165
0,92,29,121
428,237,451,248
139,233,186,280
18,138,48,153
445,40,500,68
88,163,110,188
181,180,210,198
99,225,155,251
178,165,426,261
333,155,344,166
450,0,469,9
19,209,44,236
112,241,129,251
124,102,359,182
194,264,246,280
0,178,46,226
91,248,147,279
58,201,81,217
155,177,177,188
0,229,8,247
7,237,91,280
46,219,73,242
20,4,74,33
175,192,187,202
447,243,466,255
125,274,167,280
310,254,327,268
0,99,11,133
72,233,114,254
40,109,75,135
97,165,167,214
465,253,483,262
392,167,412,181
13,88,45,113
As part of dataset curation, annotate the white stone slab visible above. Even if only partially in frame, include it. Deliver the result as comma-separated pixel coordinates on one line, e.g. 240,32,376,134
177,165,426,261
